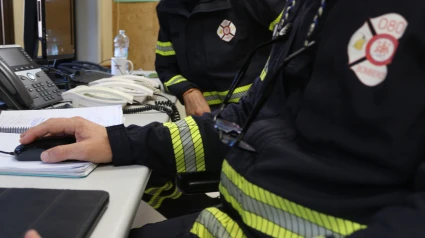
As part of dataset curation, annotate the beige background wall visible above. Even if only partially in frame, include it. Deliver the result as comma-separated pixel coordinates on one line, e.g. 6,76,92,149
113,2,159,70
13,0,24,47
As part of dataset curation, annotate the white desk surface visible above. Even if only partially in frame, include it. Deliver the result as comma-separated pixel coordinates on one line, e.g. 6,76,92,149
0,93,177,238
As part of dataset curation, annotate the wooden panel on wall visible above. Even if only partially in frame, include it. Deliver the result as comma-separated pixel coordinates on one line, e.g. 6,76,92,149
13,0,24,47
113,2,159,70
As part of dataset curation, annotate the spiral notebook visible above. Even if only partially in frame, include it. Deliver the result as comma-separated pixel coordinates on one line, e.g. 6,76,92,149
0,105,123,178
0,105,123,133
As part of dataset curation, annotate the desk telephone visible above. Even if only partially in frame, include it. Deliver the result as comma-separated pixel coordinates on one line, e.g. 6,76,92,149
61,75,181,121
62,75,161,108
0,45,62,109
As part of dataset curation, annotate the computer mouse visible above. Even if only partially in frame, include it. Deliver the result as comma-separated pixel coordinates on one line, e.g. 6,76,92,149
14,136,77,162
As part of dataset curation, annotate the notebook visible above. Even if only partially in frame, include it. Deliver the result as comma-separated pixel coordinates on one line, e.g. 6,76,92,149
0,105,123,133
0,188,109,238
0,105,123,178
0,133,97,178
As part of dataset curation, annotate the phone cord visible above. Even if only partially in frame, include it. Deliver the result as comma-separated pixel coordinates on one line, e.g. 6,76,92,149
123,101,181,122
155,100,181,122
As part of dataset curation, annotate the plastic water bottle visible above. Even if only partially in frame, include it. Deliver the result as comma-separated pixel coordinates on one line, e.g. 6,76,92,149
114,30,130,58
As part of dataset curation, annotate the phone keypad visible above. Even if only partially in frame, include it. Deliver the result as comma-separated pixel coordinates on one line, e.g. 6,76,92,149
32,81,56,102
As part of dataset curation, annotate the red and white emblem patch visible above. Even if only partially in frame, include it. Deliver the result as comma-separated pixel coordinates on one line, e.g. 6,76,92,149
217,20,236,42
348,13,408,86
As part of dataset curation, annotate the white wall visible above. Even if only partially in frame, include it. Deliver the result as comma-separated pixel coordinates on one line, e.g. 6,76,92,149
75,0,112,63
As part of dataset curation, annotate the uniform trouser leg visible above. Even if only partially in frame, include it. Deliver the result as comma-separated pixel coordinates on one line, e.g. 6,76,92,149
128,212,199,238
143,171,220,219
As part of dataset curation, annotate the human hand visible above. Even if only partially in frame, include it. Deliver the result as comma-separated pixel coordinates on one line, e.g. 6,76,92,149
24,230,41,238
19,117,113,164
183,89,211,116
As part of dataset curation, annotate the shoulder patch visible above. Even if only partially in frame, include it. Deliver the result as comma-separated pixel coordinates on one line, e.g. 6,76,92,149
348,13,408,86
217,20,236,42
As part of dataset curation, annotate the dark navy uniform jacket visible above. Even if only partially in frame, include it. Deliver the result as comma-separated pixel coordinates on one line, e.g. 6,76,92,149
108,0,425,236
155,0,285,105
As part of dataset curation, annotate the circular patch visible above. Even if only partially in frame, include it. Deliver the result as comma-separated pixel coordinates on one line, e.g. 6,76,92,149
217,20,237,42
365,34,398,66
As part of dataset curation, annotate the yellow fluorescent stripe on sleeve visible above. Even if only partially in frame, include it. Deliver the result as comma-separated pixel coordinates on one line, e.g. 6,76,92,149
150,186,182,209
164,75,187,87
163,122,186,172
203,84,252,97
170,78,187,86
190,222,214,238
269,11,284,31
184,117,205,171
164,75,188,92
144,181,173,195
260,58,270,81
203,84,251,105
156,49,176,56
157,41,173,47
156,41,176,56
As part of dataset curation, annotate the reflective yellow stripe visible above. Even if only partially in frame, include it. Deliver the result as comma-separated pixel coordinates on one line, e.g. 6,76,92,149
191,222,214,237
203,84,252,106
219,184,303,238
148,185,182,209
145,181,174,208
156,41,176,56
144,181,173,195
269,11,284,31
157,41,173,47
164,75,188,92
164,116,206,173
163,122,185,172
190,207,246,238
260,58,270,81
156,49,176,56
185,116,205,171
220,160,367,237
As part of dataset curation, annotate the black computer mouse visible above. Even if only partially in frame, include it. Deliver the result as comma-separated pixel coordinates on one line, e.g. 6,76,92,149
14,136,77,162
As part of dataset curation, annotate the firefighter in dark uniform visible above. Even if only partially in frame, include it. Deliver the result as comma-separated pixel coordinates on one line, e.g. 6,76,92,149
22,0,425,237
148,0,286,219
155,0,285,116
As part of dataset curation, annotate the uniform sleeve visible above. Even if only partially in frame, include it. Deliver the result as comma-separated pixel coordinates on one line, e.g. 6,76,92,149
155,11,198,103
243,0,287,31
106,78,262,176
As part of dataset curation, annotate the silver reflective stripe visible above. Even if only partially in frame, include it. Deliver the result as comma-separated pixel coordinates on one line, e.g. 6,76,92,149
175,120,197,172
156,44,174,52
196,209,232,238
220,172,344,238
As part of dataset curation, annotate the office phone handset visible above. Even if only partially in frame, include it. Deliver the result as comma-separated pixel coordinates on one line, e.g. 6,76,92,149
90,75,161,93
0,45,63,109
90,81,153,103
61,86,134,108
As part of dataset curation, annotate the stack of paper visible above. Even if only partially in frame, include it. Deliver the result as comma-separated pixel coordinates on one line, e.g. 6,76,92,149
0,105,123,133
0,105,124,178
0,133,96,178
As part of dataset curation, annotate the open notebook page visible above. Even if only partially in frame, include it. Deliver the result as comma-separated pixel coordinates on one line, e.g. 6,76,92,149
0,105,123,129
0,133,96,178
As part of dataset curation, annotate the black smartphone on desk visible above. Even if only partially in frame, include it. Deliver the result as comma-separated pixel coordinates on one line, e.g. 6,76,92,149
0,45,63,110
